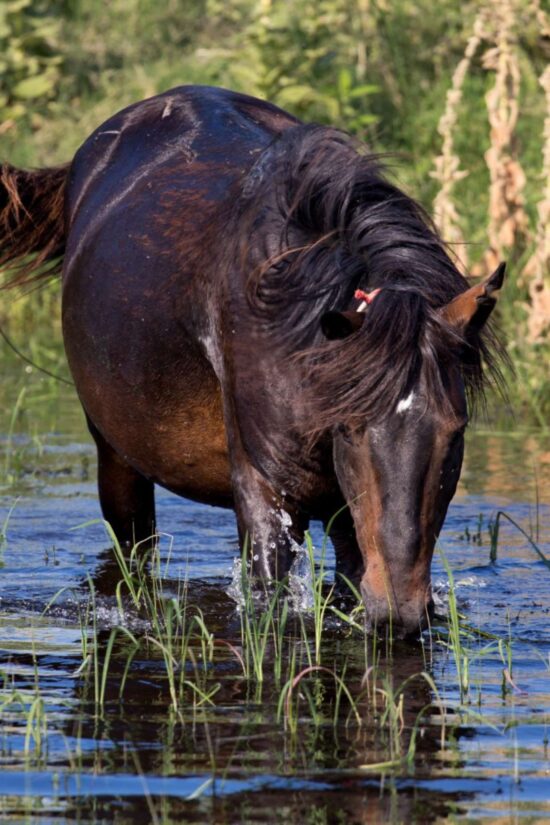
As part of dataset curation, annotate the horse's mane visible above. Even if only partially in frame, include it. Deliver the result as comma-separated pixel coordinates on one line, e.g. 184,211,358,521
237,125,506,431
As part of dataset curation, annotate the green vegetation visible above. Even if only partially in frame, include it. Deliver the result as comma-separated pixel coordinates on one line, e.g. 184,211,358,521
0,0,549,421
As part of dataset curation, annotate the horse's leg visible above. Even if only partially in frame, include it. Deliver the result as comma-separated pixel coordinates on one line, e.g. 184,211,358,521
324,507,363,594
231,457,307,584
87,416,156,548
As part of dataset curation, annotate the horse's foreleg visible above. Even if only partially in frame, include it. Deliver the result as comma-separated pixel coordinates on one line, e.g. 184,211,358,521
87,416,156,548
232,458,307,585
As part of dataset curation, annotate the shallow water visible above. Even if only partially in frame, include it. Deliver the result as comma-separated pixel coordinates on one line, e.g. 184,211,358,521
1,362,550,824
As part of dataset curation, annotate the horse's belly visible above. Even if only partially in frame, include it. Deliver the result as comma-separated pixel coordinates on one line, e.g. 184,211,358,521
96,391,233,508
64,320,234,506
146,427,234,508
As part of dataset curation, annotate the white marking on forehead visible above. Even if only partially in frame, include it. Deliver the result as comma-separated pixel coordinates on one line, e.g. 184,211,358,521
396,391,415,414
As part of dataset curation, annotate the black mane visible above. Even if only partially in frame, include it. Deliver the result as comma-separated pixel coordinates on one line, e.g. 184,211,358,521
239,124,505,430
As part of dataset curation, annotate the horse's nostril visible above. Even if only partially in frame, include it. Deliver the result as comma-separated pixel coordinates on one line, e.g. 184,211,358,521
361,580,433,640
364,613,425,641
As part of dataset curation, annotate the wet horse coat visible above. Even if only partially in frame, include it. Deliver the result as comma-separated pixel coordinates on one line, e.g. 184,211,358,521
0,86,505,636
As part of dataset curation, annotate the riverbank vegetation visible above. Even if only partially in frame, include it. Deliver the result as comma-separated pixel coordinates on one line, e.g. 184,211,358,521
0,0,549,422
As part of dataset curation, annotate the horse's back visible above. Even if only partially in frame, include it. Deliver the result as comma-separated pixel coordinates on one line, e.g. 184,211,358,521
61,87,297,503
62,85,298,347
65,85,297,240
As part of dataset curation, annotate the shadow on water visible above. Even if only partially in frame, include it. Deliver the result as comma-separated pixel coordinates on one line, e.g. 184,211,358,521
1,354,550,822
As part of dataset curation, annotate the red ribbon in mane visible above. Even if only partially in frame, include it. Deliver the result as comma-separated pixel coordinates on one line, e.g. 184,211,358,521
354,288,381,307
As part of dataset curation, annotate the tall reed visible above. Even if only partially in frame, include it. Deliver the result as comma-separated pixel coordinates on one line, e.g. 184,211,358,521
431,7,489,266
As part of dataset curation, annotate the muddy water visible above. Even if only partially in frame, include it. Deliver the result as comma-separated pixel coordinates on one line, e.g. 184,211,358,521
1,363,550,824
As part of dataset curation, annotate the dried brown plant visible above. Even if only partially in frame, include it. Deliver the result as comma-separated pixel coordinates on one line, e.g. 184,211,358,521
431,8,489,269
481,0,530,273
523,64,550,342
528,0,550,39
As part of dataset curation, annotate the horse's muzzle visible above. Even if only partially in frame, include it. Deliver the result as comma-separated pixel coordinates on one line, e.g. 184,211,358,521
360,580,434,640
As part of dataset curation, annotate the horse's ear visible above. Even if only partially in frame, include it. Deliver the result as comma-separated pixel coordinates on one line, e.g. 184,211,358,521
439,263,506,333
321,310,365,340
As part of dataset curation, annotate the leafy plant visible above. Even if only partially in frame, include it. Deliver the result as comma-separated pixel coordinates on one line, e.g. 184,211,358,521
0,0,63,125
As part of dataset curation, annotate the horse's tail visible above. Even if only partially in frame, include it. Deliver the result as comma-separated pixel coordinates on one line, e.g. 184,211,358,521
0,163,68,287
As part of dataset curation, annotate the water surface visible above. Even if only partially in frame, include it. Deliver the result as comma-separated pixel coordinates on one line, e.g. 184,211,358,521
1,360,549,824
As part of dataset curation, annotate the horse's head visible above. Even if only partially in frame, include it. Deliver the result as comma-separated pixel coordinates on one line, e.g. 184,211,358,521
320,265,505,638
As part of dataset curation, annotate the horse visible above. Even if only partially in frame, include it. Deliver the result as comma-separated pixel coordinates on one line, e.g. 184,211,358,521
0,85,506,637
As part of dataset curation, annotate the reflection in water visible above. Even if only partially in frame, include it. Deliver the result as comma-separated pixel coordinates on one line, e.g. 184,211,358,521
459,430,550,501
2,593,472,824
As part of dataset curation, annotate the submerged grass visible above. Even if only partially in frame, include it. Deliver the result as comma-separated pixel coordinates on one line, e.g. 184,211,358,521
1,506,540,780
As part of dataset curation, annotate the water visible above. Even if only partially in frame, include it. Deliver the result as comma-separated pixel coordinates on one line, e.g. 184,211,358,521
1,362,550,823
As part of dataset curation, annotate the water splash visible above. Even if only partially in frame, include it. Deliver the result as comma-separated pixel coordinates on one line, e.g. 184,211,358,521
93,601,150,632
226,557,245,608
226,543,316,613
288,544,314,611
433,575,487,613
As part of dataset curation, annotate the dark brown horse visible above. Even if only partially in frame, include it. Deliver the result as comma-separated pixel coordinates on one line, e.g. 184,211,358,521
1,85,506,637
